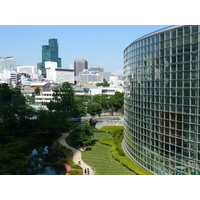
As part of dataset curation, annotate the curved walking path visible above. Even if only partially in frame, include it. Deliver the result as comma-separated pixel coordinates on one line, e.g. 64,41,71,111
58,130,95,175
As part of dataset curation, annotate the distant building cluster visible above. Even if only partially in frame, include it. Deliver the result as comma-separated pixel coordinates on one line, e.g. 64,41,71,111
0,37,124,103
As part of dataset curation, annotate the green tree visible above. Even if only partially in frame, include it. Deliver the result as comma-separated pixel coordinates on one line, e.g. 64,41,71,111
96,81,110,87
34,87,41,95
92,94,109,110
87,102,102,116
109,91,124,113
47,82,75,117
68,123,94,148
72,98,87,118
0,83,26,105
26,94,35,104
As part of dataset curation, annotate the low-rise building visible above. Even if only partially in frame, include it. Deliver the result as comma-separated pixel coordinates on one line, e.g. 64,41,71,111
34,85,123,105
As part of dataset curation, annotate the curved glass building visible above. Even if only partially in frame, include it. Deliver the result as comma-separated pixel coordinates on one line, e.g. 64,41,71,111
123,25,200,175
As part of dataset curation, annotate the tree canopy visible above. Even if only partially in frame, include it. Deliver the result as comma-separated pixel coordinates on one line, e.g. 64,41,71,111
96,81,110,87
87,102,102,116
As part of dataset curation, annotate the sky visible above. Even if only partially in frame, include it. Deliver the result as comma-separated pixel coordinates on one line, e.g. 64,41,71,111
0,25,168,75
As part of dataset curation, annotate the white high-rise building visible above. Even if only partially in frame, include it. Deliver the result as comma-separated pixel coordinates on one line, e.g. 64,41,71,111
0,56,16,72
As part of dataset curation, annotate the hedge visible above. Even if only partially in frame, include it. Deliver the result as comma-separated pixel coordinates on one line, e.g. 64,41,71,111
97,126,153,175
68,169,82,175
97,126,124,135
66,158,82,170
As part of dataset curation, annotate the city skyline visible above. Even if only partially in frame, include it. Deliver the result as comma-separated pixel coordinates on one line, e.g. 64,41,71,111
0,25,168,75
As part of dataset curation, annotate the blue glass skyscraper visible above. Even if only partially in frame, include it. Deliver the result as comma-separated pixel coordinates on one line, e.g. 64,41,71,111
41,38,61,75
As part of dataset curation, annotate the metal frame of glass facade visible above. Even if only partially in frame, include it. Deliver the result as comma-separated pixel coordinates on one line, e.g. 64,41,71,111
123,25,200,175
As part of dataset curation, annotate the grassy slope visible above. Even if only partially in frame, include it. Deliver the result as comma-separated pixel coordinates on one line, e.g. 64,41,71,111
82,131,136,175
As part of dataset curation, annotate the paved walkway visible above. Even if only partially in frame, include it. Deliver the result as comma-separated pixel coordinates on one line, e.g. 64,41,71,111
58,130,95,175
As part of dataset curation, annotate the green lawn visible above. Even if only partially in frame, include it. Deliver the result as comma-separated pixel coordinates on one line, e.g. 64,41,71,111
82,131,136,175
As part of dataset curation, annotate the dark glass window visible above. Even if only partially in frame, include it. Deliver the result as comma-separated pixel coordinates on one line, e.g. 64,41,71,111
178,55,183,62
171,30,176,38
192,43,198,51
165,48,170,56
160,42,164,49
192,34,198,43
177,46,183,53
172,56,176,63
184,26,190,35
160,33,164,41
177,28,183,36
184,53,190,62
178,37,183,45
184,44,190,53
177,72,183,79
184,71,190,79
192,26,198,34
184,36,190,44
177,64,183,71
172,39,176,46
165,32,170,40
192,53,198,61
184,63,190,71
172,47,176,54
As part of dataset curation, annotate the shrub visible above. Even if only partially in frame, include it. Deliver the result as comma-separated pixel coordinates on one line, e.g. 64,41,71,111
66,158,82,170
68,169,82,175
65,123,94,148
98,126,153,175
97,126,124,135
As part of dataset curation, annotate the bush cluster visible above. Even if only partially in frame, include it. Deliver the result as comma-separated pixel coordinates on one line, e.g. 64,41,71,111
97,126,125,156
68,170,82,175
97,126,153,175
66,158,82,175
97,126,124,134
65,123,94,148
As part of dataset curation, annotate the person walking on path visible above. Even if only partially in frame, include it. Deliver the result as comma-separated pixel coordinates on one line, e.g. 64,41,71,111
58,131,95,175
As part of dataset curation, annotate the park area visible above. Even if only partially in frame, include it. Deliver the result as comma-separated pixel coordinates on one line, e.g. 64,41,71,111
82,131,136,175
65,125,152,175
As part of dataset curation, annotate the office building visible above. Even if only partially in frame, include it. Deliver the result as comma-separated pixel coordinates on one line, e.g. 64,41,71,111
79,69,102,84
0,56,16,73
74,59,88,77
89,67,104,72
45,61,74,84
123,25,200,175
41,38,61,74
100,72,111,82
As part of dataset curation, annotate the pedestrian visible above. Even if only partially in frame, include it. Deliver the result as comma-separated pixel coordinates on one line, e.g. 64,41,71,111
85,168,87,174
87,168,90,175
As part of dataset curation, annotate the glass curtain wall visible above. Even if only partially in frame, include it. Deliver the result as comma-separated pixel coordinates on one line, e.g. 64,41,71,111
123,25,200,175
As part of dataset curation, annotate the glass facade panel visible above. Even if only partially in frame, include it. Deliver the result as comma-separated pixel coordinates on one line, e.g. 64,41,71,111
124,25,200,175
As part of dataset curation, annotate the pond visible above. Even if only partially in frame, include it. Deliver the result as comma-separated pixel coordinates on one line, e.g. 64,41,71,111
27,144,66,175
